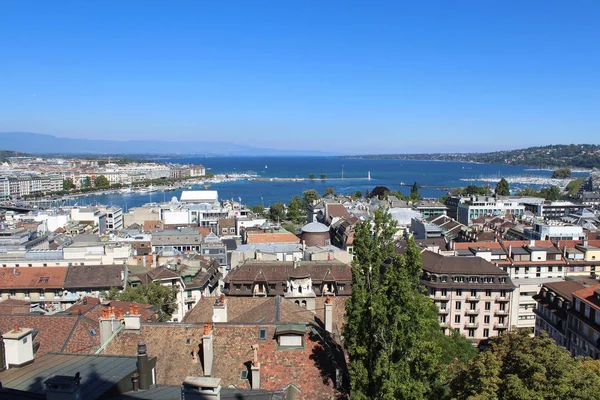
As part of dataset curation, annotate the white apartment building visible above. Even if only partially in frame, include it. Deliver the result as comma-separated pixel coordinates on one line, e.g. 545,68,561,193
457,196,525,226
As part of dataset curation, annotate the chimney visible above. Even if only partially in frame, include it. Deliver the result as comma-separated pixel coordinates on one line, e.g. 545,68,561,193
3,324,34,368
137,342,151,390
202,323,214,376
45,372,82,400
212,295,227,323
324,295,333,333
181,377,221,400
250,344,260,390
124,304,142,330
508,245,512,258
584,237,589,247
563,245,567,257
99,308,119,346
529,239,535,247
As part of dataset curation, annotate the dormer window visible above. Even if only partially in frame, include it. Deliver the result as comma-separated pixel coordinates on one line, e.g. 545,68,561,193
274,324,305,349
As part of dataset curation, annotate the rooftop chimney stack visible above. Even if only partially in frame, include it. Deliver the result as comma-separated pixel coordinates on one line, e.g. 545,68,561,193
181,377,222,400
250,344,260,390
212,295,228,323
202,323,214,376
137,342,151,390
45,372,82,400
99,308,118,346
124,304,142,330
324,295,333,333
3,324,34,368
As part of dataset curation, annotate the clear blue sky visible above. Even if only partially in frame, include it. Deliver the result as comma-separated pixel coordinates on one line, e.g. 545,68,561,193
1,0,598,154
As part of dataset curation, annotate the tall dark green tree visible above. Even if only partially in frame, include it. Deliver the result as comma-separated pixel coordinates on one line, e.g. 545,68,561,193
63,178,75,191
286,195,303,224
410,181,420,202
268,201,286,222
107,282,178,320
344,209,446,399
81,176,91,189
540,185,562,201
302,189,320,211
495,178,510,196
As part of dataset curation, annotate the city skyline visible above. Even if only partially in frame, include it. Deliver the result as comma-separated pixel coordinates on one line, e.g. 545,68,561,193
1,1,599,154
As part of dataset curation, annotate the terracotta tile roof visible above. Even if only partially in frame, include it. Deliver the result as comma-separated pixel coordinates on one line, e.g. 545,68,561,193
326,204,352,220
184,296,271,323
0,299,31,314
64,265,125,289
314,296,347,337
0,267,67,289
246,231,300,244
219,218,235,228
0,315,80,357
543,281,589,302
573,284,600,310
103,323,347,399
422,250,514,279
197,227,212,236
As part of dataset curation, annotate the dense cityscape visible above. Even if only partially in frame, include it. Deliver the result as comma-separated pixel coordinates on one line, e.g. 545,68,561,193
2,1,600,399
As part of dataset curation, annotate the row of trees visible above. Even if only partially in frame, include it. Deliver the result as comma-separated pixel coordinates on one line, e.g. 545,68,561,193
308,174,327,180
345,209,600,399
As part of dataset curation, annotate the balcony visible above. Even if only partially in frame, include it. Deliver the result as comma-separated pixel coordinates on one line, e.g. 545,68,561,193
465,322,479,329
495,296,510,302
465,309,480,316
185,295,197,303
466,295,480,302
494,309,509,316
494,323,509,330
433,294,449,301
438,308,449,314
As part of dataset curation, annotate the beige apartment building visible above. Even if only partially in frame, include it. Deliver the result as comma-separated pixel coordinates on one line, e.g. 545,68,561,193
421,250,516,345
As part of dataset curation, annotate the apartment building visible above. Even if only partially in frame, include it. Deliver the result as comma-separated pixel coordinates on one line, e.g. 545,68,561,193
457,196,525,226
421,250,516,344
568,284,600,359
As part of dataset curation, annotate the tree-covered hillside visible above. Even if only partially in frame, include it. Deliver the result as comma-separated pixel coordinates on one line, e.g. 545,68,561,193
343,144,600,169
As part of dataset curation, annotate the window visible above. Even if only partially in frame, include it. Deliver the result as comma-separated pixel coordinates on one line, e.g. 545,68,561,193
38,276,50,283
484,315,490,324
456,289,462,296
259,328,267,340
485,289,491,297
468,329,475,338
455,301,462,310
483,328,489,337
485,302,491,311
24,290,30,298
240,370,249,380
455,315,461,323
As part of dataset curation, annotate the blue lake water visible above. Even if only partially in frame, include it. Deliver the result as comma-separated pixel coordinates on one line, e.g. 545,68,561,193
76,157,588,210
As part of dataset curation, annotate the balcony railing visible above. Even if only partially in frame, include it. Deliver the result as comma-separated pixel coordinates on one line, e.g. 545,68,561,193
465,309,480,316
185,295,197,303
494,309,509,316
465,322,479,329
433,294,449,301
466,295,480,302
495,296,510,302
438,308,449,314
494,323,509,330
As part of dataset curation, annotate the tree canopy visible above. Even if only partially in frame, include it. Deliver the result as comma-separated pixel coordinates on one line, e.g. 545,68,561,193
410,181,420,202
495,178,510,196
551,168,572,179
450,330,600,400
94,175,110,189
302,189,320,211
344,210,449,399
268,201,286,222
107,282,178,320
286,195,303,224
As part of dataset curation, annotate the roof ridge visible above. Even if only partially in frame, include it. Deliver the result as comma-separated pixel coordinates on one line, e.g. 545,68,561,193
59,315,83,353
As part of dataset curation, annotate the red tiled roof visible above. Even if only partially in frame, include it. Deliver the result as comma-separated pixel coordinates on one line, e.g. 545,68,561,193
453,242,504,250
0,299,30,314
197,227,212,236
572,284,600,310
0,267,68,289
103,323,346,399
246,231,300,244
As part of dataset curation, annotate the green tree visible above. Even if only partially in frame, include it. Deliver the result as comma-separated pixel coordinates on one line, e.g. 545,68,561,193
251,205,265,216
353,190,363,200
344,210,446,399
495,178,510,196
63,178,75,191
81,176,91,189
515,187,543,197
309,174,315,180
455,184,491,196
94,175,110,189
540,185,562,201
268,201,286,222
320,173,327,180
302,189,320,211
410,181,420,202
450,330,600,400
552,168,572,179
286,195,303,224
370,186,390,199
107,282,178,320
324,187,335,196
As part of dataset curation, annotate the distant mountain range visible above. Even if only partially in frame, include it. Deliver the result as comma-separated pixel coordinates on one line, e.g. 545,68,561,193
0,132,327,157
342,144,600,169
